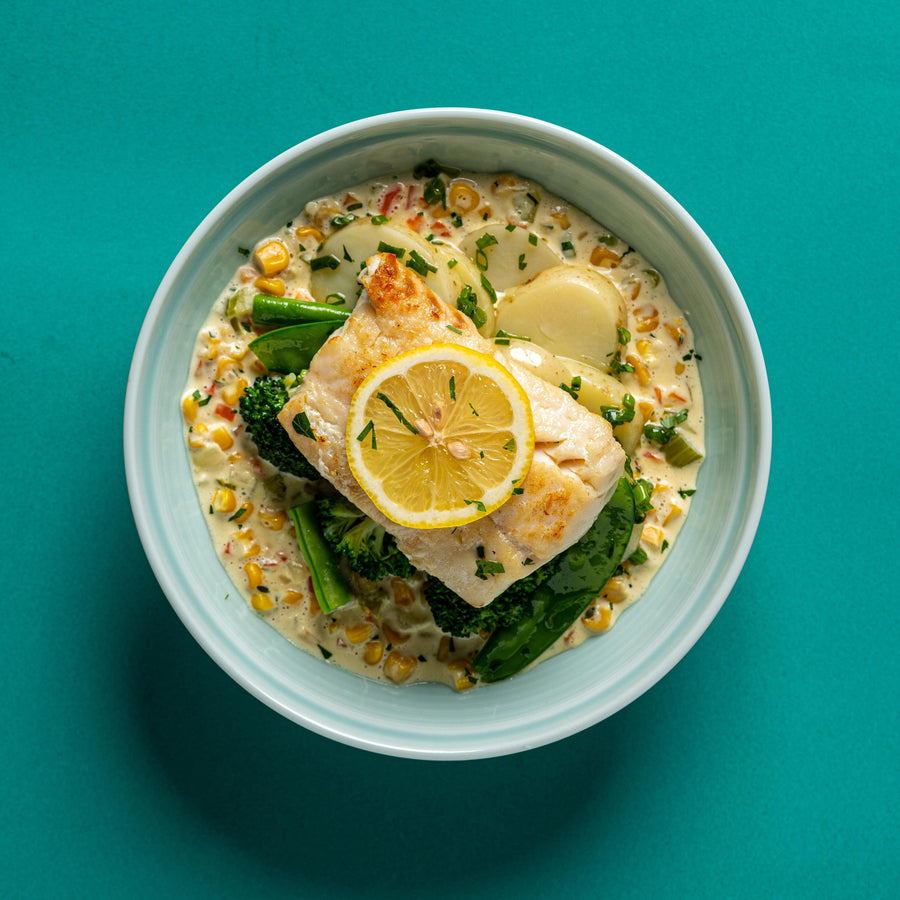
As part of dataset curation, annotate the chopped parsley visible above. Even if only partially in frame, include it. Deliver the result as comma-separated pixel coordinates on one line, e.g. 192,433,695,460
356,419,376,449
309,254,341,271
456,284,487,329
377,240,406,258
475,559,505,580
559,375,582,400
406,249,438,277
291,411,316,440
376,392,419,434
644,409,689,445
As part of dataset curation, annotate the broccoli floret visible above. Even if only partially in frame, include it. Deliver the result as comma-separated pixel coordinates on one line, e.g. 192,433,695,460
315,494,413,582
238,375,319,480
423,560,558,638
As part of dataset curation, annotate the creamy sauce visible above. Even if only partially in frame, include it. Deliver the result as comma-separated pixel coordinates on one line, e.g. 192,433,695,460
181,166,704,689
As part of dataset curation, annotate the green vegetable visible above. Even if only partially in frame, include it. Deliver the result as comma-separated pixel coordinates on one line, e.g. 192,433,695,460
251,294,351,327
424,560,557,638
314,494,413,582
249,321,342,373
238,376,320,480
662,432,703,467
642,408,703,467
472,477,636,682
289,502,353,614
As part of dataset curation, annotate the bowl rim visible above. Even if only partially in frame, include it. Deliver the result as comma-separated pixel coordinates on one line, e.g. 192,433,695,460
125,107,772,759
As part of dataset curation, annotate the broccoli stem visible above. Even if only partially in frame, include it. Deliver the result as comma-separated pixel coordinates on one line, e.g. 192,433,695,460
289,501,353,614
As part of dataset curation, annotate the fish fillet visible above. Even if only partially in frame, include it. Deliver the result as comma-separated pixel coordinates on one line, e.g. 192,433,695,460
279,253,625,607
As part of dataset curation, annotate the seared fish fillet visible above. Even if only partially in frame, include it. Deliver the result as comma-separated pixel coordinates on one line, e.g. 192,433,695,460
279,253,625,607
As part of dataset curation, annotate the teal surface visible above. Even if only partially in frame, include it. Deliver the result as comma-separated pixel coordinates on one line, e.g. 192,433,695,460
3,1,897,897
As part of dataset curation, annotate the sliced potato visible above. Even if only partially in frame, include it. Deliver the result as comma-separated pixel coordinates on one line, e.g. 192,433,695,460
495,265,626,371
562,359,645,455
308,219,448,309
308,219,495,334
459,224,562,291
499,340,644,454
443,251,496,335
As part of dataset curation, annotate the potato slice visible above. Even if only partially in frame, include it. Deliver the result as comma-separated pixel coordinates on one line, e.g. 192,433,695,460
499,339,644,454
443,251,496,335
459,224,562,291
309,219,494,334
308,220,446,308
495,265,626,371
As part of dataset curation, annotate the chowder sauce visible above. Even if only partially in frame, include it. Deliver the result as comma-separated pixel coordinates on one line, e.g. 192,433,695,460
181,167,704,689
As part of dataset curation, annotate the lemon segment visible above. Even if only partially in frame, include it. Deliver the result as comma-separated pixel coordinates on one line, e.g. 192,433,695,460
346,343,534,529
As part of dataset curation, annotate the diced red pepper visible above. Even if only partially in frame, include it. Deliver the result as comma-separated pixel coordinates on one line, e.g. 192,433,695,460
214,402,236,422
379,183,403,216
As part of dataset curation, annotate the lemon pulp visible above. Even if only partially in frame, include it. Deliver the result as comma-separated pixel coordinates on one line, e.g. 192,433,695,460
346,343,534,529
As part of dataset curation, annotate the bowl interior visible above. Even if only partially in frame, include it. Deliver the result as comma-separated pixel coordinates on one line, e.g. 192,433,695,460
125,109,770,759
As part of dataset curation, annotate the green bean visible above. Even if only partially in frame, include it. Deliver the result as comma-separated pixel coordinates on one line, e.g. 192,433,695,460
251,293,350,328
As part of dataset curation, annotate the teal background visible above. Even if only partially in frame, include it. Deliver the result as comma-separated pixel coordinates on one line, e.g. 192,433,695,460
3,1,897,897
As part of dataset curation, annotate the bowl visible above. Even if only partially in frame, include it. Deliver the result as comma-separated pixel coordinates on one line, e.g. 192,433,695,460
124,108,771,759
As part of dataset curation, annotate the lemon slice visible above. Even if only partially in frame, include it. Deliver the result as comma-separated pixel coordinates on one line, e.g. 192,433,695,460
346,343,534,529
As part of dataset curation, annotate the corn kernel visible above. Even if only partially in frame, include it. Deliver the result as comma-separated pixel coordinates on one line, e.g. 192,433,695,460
675,362,686,375
600,576,628,605
230,502,253,524
550,208,570,230
437,635,453,663
182,393,200,422
383,650,417,683
663,504,683,526
200,337,220,360
664,319,687,346
253,239,290,276
294,225,323,246
345,621,375,645
631,282,642,301
251,592,275,611
233,529,261,558
221,377,248,406
625,354,652,387
590,246,621,268
363,640,384,666
638,401,655,420
211,488,237,513
281,590,303,606
392,578,415,607
490,173,517,193
582,605,612,632
634,304,659,333
641,525,664,549
215,356,240,379
381,622,410,645
244,562,264,590
210,426,234,451
258,507,287,530
187,423,208,449
254,276,285,296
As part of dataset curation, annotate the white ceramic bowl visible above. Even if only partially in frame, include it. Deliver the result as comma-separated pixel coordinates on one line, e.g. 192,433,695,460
125,108,770,759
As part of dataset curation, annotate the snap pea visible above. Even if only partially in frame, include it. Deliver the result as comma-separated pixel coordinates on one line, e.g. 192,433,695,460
472,477,636,683
249,322,343,374
251,293,351,328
